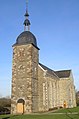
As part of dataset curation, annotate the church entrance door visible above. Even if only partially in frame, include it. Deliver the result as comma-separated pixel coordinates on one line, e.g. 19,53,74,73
17,99,25,114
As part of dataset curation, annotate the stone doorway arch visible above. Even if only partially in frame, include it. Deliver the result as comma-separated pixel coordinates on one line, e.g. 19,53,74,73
17,99,25,114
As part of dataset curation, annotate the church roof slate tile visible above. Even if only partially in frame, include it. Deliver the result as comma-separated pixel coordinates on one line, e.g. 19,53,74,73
54,70,71,78
39,63,71,79
39,63,59,79
16,31,37,46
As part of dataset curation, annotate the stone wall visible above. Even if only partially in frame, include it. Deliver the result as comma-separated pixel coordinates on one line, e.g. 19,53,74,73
59,72,76,108
38,65,76,111
38,65,59,112
11,44,39,114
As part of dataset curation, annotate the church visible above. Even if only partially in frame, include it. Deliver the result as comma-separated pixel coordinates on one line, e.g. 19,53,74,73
11,2,76,114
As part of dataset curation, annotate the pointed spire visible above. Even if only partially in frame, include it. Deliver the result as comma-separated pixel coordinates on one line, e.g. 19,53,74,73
23,0,31,31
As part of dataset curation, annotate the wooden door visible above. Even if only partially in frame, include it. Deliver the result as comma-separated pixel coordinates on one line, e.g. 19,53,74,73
17,103,24,114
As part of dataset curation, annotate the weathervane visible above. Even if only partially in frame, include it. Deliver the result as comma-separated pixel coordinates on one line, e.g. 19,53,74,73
23,0,31,31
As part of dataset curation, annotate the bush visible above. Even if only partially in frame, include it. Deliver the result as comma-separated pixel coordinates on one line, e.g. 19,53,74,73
0,98,11,115
49,107,58,111
0,107,10,115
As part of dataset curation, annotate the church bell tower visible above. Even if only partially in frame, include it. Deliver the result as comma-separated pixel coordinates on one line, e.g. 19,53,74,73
11,1,39,114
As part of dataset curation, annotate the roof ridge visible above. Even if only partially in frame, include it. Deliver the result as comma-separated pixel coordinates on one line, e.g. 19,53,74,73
39,63,54,71
55,69,71,72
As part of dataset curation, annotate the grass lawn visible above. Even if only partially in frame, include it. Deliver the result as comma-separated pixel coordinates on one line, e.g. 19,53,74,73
54,106,79,113
0,114,79,119
0,107,79,119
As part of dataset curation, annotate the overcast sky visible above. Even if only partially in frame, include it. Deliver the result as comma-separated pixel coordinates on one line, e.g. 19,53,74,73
0,0,79,97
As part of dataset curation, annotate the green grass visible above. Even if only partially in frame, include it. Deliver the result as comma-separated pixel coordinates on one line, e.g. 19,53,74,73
0,114,79,119
0,107,79,119
54,106,79,113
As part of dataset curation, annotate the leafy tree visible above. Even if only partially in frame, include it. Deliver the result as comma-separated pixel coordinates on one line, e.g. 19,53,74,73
76,91,79,106
0,97,11,114
0,97,11,108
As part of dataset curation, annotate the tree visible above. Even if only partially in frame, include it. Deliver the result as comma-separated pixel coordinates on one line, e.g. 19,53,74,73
0,97,11,114
76,91,79,106
0,98,11,107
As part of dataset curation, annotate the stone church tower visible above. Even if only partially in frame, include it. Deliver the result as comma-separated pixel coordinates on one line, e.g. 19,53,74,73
11,1,76,114
11,3,39,114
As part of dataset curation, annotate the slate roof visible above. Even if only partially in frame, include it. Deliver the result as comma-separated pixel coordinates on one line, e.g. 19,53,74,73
13,31,40,50
39,63,71,79
54,70,71,78
39,63,59,79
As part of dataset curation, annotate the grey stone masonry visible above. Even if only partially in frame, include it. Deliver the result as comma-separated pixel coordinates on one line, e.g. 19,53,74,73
11,44,39,114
